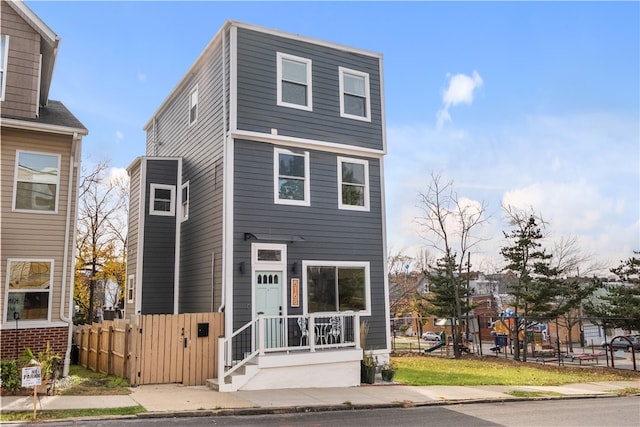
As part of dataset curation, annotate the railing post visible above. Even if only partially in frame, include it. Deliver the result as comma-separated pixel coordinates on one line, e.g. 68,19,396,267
217,337,225,382
309,315,316,352
355,314,361,349
258,315,265,356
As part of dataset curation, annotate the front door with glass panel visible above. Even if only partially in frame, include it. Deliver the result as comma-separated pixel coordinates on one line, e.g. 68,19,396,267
255,271,283,348
252,243,287,350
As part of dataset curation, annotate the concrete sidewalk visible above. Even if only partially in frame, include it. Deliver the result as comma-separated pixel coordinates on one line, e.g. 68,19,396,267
2,380,638,417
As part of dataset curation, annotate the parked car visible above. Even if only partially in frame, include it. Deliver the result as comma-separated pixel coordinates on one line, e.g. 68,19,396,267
601,335,640,351
422,331,441,341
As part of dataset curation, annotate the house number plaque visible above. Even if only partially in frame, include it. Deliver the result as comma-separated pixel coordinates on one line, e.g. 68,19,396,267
291,278,300,307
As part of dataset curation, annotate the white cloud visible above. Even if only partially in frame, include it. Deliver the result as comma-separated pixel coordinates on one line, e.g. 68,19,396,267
138,71,147,82
436,70,483,129
116,130,124,140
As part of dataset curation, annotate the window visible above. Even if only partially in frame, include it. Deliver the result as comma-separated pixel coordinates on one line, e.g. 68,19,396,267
339,67,371,121
277,52,312,111
181,181,189,222
274,148,310,206
5,259,53,321
304,261,370,313
13,151,60,212
337,157,369,211
188,86,198,126
149,183,175,216
127,274,134,303
0,35,8,101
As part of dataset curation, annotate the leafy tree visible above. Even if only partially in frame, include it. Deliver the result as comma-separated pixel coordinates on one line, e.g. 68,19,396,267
585,253,640,332
75,161,128,323
415,173,487,357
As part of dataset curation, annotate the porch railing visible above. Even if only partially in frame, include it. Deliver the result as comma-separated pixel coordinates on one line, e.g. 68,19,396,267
218,312,360,386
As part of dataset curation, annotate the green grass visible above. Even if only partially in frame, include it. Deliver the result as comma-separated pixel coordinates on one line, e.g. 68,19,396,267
392,355,640,386
505,390,564,398
0,406,145,422
57,365,131,395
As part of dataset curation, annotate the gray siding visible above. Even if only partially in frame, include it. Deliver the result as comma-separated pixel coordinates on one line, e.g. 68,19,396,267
125,160,141,318
144,36,227,313
232,140,387,349
141,159,179,314
235,27,384,151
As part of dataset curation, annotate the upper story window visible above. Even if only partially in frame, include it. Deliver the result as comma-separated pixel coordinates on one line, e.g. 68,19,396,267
277,52,312,111
13,150,60,213
181,181,189,222
339,67,371,122
127,274,134,303
149,183,175,216
5,259,53,322
188,86,198,126
337,157,369,211
274,147,310,206
0,35,8,101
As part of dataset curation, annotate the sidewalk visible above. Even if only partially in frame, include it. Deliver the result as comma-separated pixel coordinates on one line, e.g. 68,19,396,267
2,380,639,418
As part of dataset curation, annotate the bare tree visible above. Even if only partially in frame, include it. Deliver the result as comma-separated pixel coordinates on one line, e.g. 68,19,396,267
75,161,129,323
414,173,489,357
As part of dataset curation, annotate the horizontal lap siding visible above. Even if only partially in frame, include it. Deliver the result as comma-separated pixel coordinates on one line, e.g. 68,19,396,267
0,129,75,324
235,28,384,152
144,37,227,314
125,161,141,318
233,140,387,348
141,160,178,314
0,2,39,118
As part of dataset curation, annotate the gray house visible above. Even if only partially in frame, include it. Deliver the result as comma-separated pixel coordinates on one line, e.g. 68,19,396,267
126,20,389,391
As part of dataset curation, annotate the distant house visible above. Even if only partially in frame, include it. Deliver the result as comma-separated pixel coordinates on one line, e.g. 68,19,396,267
0,0,87,374
125,21,389,390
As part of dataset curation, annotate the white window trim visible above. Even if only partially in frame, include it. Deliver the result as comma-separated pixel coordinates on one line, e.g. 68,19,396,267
188,85,198,126
274,147,310,207
0,35,9,102
181,181,190,222
276,52,313,111
127,274,135,303
339,66,371,122
337,156,370,211
12,150,61,214
4,258,54,323
302,260,371,315
149,183,176,216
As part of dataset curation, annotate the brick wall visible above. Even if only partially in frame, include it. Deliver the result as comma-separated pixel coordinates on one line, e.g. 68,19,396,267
0,327,69,360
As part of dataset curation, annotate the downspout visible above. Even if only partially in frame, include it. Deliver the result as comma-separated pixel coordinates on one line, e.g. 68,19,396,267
217,26,228,313
60,132,82,377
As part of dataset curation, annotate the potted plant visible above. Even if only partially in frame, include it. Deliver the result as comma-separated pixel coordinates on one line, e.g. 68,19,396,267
360,352,377,384
380,361,396,382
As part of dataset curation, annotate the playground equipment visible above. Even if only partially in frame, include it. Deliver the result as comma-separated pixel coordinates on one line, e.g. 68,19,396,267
424,331,447,353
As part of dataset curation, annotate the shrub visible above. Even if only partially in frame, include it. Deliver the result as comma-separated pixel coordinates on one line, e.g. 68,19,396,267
0,360,22,392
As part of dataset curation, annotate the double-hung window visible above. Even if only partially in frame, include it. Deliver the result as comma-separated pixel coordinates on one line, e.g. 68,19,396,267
149,183,175,216
0,35,8,101
5,259,53,321
339,67,371,122
181,181,189,222
188,86,198,126
13,151,60,212
277,52,312,111
304,261,370,314
274,148,310,206
337,157,369,211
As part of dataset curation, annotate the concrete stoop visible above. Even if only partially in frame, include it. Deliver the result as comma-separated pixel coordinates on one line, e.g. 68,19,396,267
207,364,259,392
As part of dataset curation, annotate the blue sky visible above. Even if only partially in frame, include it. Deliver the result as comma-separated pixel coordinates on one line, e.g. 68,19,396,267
27,1,639,273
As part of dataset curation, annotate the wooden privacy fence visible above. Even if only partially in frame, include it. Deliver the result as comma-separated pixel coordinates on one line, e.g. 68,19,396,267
73,312,224,386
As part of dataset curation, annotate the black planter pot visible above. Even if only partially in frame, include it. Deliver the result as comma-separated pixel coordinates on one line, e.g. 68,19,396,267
360,362,376,384
381,369,395,382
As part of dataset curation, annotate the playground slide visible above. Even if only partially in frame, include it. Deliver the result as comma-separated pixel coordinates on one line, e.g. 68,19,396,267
424,340,446,353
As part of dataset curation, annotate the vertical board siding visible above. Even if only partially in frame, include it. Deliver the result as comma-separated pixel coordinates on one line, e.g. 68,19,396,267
74,313,223,386
0,128,75,325
236,27,384,151
141,159,179,314
233,140,387,348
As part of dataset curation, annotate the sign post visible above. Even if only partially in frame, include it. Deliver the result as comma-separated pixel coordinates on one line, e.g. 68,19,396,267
22,366,41,420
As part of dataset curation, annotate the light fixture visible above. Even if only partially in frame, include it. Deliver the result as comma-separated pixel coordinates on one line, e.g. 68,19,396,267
291,262,298,275
238,262,245,274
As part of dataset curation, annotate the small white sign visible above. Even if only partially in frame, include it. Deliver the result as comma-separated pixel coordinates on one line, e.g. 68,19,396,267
21,366,42,387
